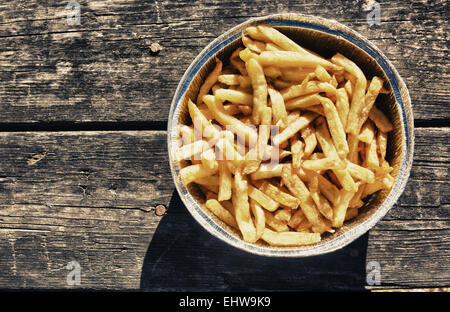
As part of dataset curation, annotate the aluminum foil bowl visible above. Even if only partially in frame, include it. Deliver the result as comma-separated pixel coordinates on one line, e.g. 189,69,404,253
167,14,414,257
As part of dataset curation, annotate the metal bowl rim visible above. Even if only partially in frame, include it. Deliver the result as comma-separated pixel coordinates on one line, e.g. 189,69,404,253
167,13,414,257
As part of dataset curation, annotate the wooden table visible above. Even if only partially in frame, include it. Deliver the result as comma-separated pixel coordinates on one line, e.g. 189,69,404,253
0,0,448,291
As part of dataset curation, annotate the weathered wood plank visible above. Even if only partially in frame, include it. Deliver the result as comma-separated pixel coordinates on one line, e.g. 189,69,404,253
0,0,447,123
0,127,448,289
0,130,170,288
0,131,172,208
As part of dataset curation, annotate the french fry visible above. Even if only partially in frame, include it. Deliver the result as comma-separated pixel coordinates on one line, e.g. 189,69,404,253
366,139,380,169
296,166,316,182
205,199,238,229
309,152,324,160
268,87,288,128
264,66,282,78
265,42,283,51
336,88,350,129
256,25,311,54
194,175,220,186
346,160,376,183
331,53,367,135
327,168,342,188
272,111,318,146
349,183,366,209
250,199,266,240
261,228,321,246
238,105,253,116
201,148,217,170
238,75,252,89
291,138,304,169
281,81,336,101
280,67,311,82
200,104,241,120
218,74,241,86
377,130,388,161
245,26,267,41
315,65,332,82
278,149,293,160
239,47,259,62
302,157,347,171
295,219,313,232
230,47,248,76
218,161,232,201
188,99,221,141
317,174,341,206
248,184,279,212
359,141,367,167
246,58,268,125
179,125,195,145
214,88,253,106
215,137,243,172
288,209,306,228
309,176,334,221
356,76,383,132
221,200,235,216
362,178,384,199
345,208,359,221
318,96,349,157
333,182,360,228
258,51,340,71
212,83,224,95
349,198,364,210
358,120,376,143
259,181,299,209
176,140,209,161
218,74,252,89
197,58,223,105
180,164,218,185
264,210,290,232
242,158,261,174
203,95,257,144
274,209,293,223
271,79,296,90
369,105,394,132
383,173,395,189
286,110,300,124
301,125,317,157
331,74,339,88
315,117,357,192
256,25,341,70
232,170,257,243
344,79,353,99
347,133,360,165
258,107,272,160
242,35,266,53
281,166,331,233
285,93,321,110
250,163,287,180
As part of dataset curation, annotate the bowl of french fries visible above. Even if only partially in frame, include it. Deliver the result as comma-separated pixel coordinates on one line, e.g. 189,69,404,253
168,14,414,257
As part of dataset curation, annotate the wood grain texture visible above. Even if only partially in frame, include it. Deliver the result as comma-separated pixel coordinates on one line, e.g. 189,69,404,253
0,0,448,124
0,131,169,289
0,127,448,289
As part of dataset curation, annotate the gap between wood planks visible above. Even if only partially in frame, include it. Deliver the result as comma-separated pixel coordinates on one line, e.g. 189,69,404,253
0,119,447,132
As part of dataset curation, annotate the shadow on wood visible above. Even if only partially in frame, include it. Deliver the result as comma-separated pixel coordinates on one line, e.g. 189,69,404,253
140,191,370,291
